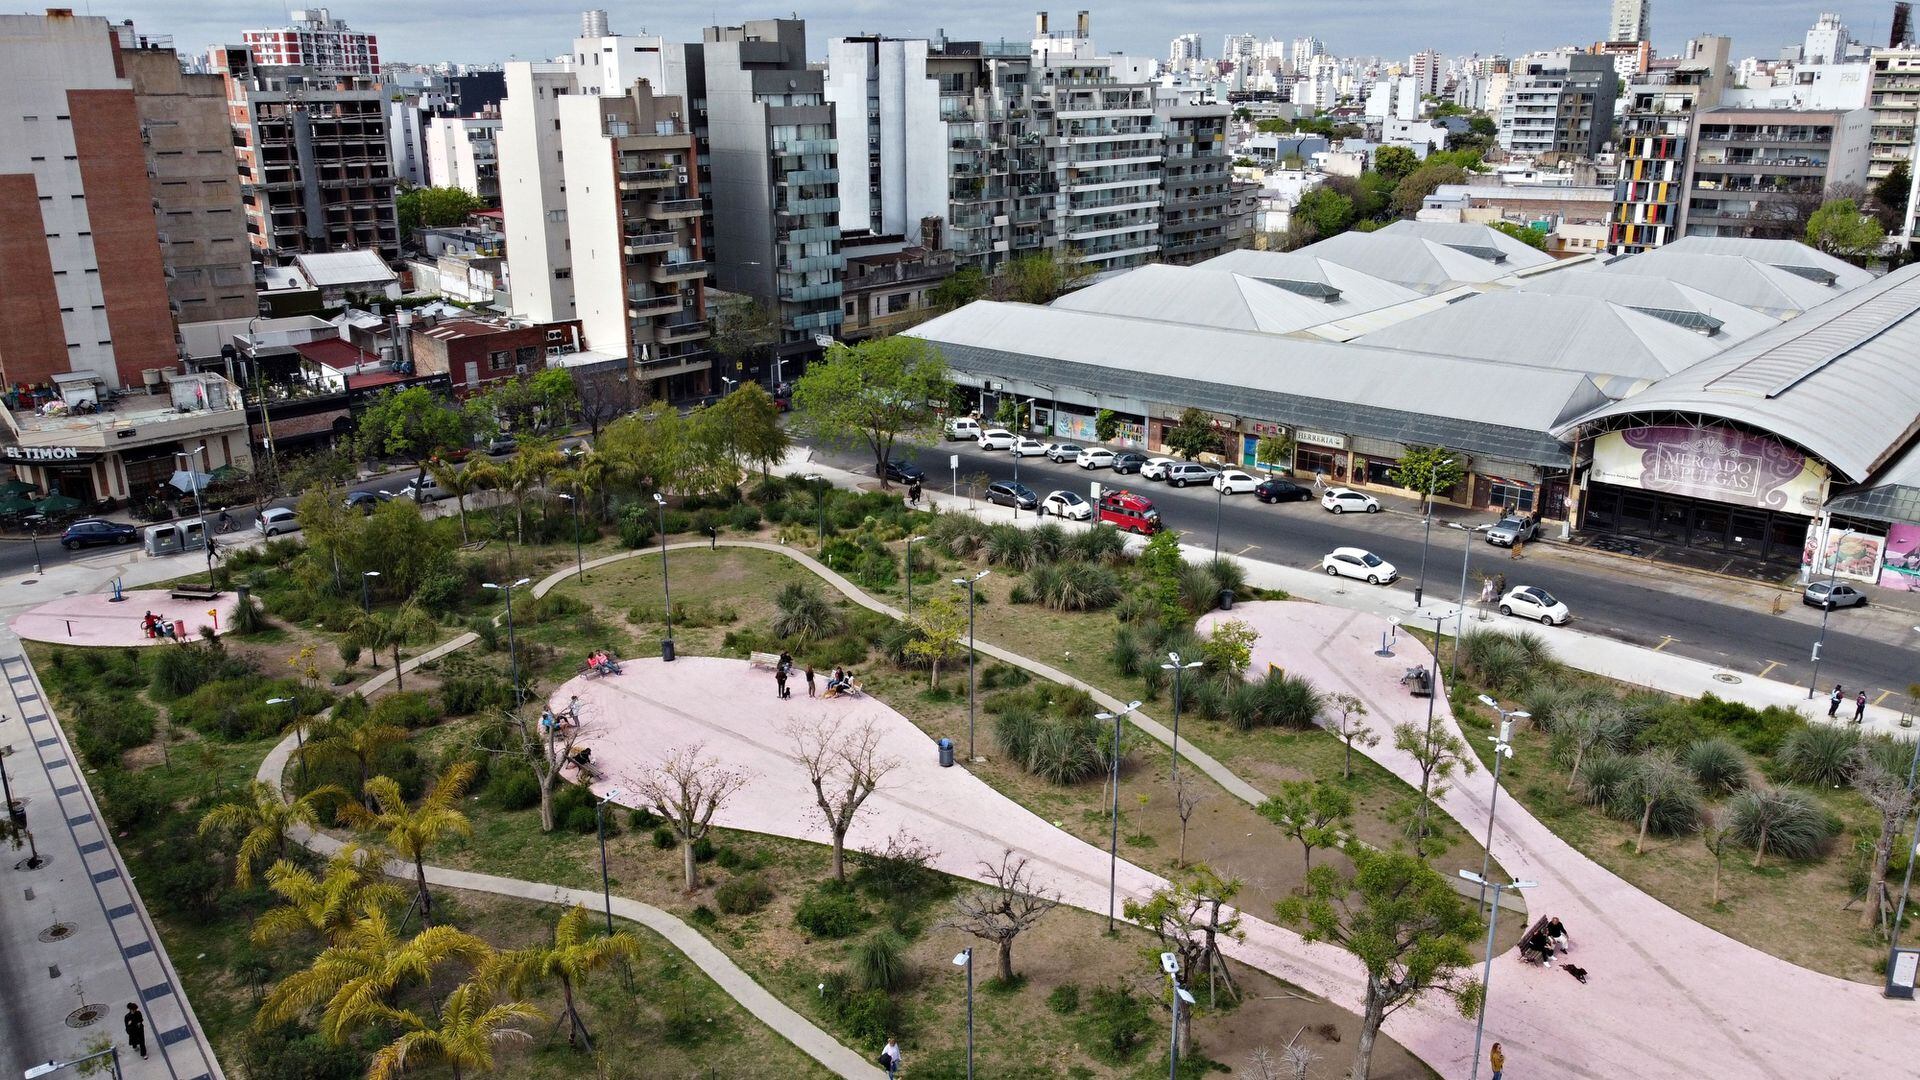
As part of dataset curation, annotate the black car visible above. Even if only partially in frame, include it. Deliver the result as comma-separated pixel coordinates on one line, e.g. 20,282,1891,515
1110,452,1149,474
1254,477,1312,503
60,519,137,549
884,459,926,484
344,490,391,514
985,480,1039,510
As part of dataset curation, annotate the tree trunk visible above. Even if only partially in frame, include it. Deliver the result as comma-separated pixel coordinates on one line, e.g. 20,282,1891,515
1178,820,1188,866
997,937,1014,983
1863,832,1895,929
929,658,940,690
1353,984,1388,1080
1567,744,1586,792
1711,853,1722,905
561,974,591,1050
682,838,698,892
393,642,405,690
415,854,434,926
830,830,847,883
455,499,469,545
539,779,557,833
1753,824,1770,868
1636,802,1652,854
1343,738,1353,780
1301,840,1314,869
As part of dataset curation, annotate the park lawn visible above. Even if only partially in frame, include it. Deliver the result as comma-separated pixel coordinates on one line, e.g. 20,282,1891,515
546,544,821,662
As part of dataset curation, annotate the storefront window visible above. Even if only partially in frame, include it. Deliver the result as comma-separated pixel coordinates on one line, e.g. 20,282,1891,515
1362,457,1398,485
1296,448,1343,481
1618,492,1656,534
1652,499,1688,542
1488,480,1535,513
1692,504,1731,549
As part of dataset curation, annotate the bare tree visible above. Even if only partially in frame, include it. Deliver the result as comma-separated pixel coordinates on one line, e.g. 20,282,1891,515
1392,722,1476,848
632,744,750,892
1173,771,1207,867
573,365,643,443
788,718,897,883
948,850,1061,983
1247,1041,1317,1080
478,706,590,833
1701,805,1732,907
1853,751,1920,931
1325,693,1376,780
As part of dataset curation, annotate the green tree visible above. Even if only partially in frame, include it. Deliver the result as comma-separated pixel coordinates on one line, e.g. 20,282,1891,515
425,458,489,544
995,250,1093,304
365,974,540,1080
1293,186,1356,240
1254,434,1295,472
1390,163,1469,217
396,185,486,235
351,600,436,691
1389,445,1464,506
599,401,731,497
1371,146,1419,185
903,591,966,688
1805,198,1886,264
1123,865,1244,1043
344,762,477,927
1467,116,1497,137
1258,780,1353,868
928,266,987,311
1275,843,1482,1080
1391,721,1475,849
257,902,491,1042
789,335,953,485
251,844,405,949
197,782,344,888
1872,162,1911,227
356,386,472,485
709,293,781,378
305,708,408,805
1094,408,1121,442
499,905,640,1050
1136,528,1187,626
709,383,791,478
1200,618,1256,678
1164,406,1222,461
1489,221,1548,250
480,437,566,543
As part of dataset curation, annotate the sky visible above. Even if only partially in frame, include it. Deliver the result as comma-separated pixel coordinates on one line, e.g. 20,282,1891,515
98,1,1895,67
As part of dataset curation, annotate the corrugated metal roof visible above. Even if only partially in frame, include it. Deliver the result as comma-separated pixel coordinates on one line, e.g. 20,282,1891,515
1282,230,1544,293
1048,264,1420,334
1594,237,1872,317
1559,263,1920,481
1825,439,1920,525
1514,272,1781,342
1651,236,1878,288
293,250,398,288
1377,220,1561,266
906,302,1608,466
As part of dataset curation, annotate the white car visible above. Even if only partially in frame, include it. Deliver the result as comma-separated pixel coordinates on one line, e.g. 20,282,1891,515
1320,487,1380,514
1499,585,1569,626
1212,469,1259,494
978,428,1016,450
1011,437,1048,458
1075,447,1116,470
1321,547,1398,585
1139,457,1178,481
1040,490,1094,521
255,506,301,537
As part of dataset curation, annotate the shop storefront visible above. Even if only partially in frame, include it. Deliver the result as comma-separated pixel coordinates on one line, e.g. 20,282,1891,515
1293,430,1349,483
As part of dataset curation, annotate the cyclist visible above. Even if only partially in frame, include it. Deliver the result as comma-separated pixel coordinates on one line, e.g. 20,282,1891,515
216,508,234,533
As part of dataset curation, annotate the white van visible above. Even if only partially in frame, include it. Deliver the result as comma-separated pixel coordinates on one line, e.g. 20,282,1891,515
947,416,982,441
403,476,446,502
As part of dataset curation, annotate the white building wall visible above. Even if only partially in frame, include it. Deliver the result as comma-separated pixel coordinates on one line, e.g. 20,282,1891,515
826,38,947,239
426,115,501,196
499,62,576,324
556,93,625,354
571,33,682,97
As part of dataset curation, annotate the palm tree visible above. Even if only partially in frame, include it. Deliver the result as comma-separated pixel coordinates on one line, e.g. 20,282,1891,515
351,599,436,691
427,459,492,544
197,781,346,888
344,762,477,926
365,974,540,1080
305,711,408,804
257,902,491,1042
496,438,565,543
498,904,639,1051
252,844,406,948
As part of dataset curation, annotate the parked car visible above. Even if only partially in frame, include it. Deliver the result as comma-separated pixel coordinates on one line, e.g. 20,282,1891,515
985,480,1038,511
1076,447,1116,469
403,476,447,503
1320,487,1380,514
483,435,518,456
1044,442,1084,463
255,507,301,538
1097,489,1161,533
1110,451,1149,474
883,459,925,484
1499,585,1568,625
1486,515,1537,548
978,428,1016,451
948,417,982,441
344,490,392,514
1165,462,1218,488
59,519,137,549
1139,457,1178,481
1212,469,1260,494
1254,477,1312,503
1041,490,1094,521
1010,437,1048,458
1804,581,1867,610
1320,547,1398,585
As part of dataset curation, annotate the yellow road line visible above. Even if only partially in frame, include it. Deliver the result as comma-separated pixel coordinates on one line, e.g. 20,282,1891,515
1757,660,1782,679
1653,635,1674,651
1875,689,1893,707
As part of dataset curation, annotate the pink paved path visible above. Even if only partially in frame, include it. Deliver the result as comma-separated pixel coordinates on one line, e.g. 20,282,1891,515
1201,601,1920,1080
9,589,239,646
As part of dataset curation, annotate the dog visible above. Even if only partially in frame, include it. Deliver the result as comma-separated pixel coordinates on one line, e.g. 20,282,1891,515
1564,964,1589,984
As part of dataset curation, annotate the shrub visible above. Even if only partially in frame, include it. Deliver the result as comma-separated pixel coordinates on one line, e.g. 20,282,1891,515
715,874,775,915
652,826,677,849
230,594,270,635
69,694,157,768
1064,525,1125,564
855,929,910,991
628,805,660,830
688,905,718,928
795,885,868,939
1692,694,1805,758
338,641,362,666
1604,755,1702,837
929,512,990,557
371,690,438,730
984,524,1038,570
1206,557,1247,598
149,642,231,699
440,675,513,716
519,591,585,626
1108,626,1143,677
1576,753,1633,810
824,980,900,1048
1112,591,1160,624
94,767,168,829
1683,737,1750,795
618,506,657,548
692,836,716,862
1176,561,1220,615
772,582,842,641
482,766,540,811
1082,982,1153,1064
1184,674,1230,721
1025,713,1113,784
1471,639,1531,696
1047,983,1082,1014
851,832,946,903
979,665,1031,691
1029,522,1068,563
1728,786,1838,863
1777,724,1861,787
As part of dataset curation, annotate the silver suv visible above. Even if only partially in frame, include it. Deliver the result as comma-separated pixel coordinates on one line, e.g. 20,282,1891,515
1164,462,1218,488
1486,516,1537,547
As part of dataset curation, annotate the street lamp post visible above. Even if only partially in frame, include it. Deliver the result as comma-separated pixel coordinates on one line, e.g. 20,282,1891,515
595,787,622,935
24,1046,123,1080
654,493,674,660
1445,521,1493,687
267,696,304,785
1807,527,1853,699
904,534,927,616
559,492,585,582
1883,661,1920,998
176,443,212,589
952,948,974,1080
27,526,41,575
1412,458,1455,608
1417,608,1456,844
360,569,380,614
1160,955,1195,1080
1213,476,1225,560
1460,871,1537,1080
482,577,532,704
1472,696,1528,916
1160,652,1203,780
954,570,990,761
1095,699,1142,933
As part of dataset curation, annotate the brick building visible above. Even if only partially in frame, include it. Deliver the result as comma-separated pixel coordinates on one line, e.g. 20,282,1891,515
409,315,585,398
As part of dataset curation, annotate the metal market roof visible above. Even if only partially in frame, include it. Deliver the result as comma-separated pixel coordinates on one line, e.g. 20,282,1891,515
1825,439,1920,525
906,301,1609,466
292,250,399,289
1375,219,1562,267
1594,237,1873,318
1513,272,1781,343
1048,264,1420,335
1558,262,1920,482
1276,230,1549,293
1352,290,1729,387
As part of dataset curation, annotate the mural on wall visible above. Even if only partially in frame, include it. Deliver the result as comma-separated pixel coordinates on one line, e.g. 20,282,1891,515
1053,413,1144,450
1882,523,1920,592
1801,521,1888,584
1592,427,1828,514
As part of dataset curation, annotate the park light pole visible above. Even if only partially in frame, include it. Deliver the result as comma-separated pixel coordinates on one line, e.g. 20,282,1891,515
1460,871,1537,1080
267,696,305,785
27,525,41,575
654,493,674,660
1883,645,1920,998
558,491,584,582
1807,526,1853,699
904,534,927,616
954,570,990,761
360,569,380,614
24,1045,122,1080
1160,952,1195,1080
952,948,974,1080
176,443,212,588
481,577,531,704
1095,699,1142,933
1473,696,1528,916
1160,652,1203,780
1445,521,1493,687
1412,458,1455,608
595,787,622,935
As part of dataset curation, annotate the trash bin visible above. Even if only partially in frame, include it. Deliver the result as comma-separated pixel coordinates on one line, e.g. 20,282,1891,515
937,737,955,768
7,800,23,829
661,638,676,662
1218,589,1235,611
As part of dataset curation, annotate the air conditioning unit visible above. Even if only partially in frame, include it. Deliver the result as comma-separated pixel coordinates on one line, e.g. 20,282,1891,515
514,363,528,374
677,168,689,182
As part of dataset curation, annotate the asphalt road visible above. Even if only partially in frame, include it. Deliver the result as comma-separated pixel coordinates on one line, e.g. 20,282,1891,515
859,437,1920,703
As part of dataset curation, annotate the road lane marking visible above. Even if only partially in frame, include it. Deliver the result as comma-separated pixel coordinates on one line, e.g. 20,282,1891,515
1653,635,1675,651
1875,689,1893,706
1235,544,1259,556
1757,660,1783,679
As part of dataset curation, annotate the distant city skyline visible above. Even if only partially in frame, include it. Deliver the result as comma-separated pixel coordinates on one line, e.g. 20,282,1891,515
104,1,1898,67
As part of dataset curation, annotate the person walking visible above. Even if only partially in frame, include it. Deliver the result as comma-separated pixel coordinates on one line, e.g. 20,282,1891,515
804,664,817,698
1829,684,1844,719
775,664,790,700
124,1002,147,1059
1855,690,1869,724
908,480,922,506
880,1036,902,1077
1489,1042,1505,1080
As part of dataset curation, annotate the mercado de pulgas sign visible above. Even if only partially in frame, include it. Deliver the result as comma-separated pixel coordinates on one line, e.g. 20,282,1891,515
1589,425,1828,513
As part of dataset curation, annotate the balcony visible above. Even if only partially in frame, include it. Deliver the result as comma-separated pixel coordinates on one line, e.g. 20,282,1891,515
624,230,678,255
786,309,844,332
777,196,840,216
780,282,842,302
619,167,676,190
646,197,705,220
777,225,838,245
658,319,711,343
780,252,845,273
650,259,708,282
774,137,837,155
626,289,683,317
779,168,840,185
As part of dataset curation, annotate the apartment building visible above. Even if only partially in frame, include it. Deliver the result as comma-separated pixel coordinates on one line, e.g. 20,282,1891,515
1157,88,1244,265
1868,48,1920,181
1685,106,1871,240
924,37,1047,269
242,8,378,76
1611,36,1730,254
1498,55,1618,158
425,113,502,203
1610,0,1651,44
825,36,947,241
212,46,401,263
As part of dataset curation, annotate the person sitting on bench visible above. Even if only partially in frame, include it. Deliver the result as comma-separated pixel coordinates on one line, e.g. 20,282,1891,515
141,611,158,638
1521,927,1555,967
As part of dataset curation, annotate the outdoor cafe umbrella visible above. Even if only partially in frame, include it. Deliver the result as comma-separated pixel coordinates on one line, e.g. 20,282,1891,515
208,464,249,484
169,469,214,494
33,493,82,516
0,495,35,517
0,480,36,499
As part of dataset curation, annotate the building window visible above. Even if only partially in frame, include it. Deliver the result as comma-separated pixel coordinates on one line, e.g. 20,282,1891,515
1487,479,1535,513
886,293,909,314
1295,447,1344,482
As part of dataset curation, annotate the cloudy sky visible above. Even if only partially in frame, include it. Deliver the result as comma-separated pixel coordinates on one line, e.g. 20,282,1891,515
105,1,1894,66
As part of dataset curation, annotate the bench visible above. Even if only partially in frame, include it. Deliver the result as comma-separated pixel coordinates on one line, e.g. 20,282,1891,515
1400,666,1433,697
1519,915,1552,965
748,651,783,671
169,588,221,602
